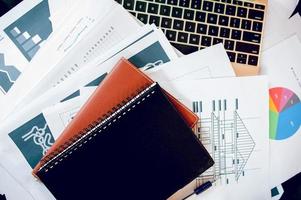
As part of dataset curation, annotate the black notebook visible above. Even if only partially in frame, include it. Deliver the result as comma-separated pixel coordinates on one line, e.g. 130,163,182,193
36,83,213,200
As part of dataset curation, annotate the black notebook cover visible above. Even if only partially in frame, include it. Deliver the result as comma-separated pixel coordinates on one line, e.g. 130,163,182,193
36,83,214,200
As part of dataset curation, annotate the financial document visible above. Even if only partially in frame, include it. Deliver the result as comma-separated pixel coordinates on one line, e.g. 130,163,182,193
164,76,270,200
261,35,301,193
0,0,77,101
0,0,119,120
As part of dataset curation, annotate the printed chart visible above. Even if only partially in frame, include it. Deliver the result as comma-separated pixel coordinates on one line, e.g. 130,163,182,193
269,87,301,140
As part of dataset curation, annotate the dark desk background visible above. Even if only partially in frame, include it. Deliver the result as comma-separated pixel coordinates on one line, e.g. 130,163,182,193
0,0,22,17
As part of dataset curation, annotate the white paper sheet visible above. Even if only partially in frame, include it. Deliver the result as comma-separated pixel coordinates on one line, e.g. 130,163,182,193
42,96,87,140
148,43,235,82
0,164,34,200
0,0,117,120
0,26,177,200
0,0,77,103
261,35,301,189
162,76,269,200
263,0,301,51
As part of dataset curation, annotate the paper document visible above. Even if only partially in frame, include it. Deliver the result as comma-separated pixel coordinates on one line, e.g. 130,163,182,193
164,76,270,200
43,92,91,140
263,0,301,50
0,0,117,120
261,35,301,190
0,164,33,200
0,0,77,105
148,43,235,82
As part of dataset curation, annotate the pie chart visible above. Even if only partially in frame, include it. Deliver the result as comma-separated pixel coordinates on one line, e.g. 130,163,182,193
269,87,301,140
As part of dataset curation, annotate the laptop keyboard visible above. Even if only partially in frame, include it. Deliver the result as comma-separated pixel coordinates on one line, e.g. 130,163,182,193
116,0,266,67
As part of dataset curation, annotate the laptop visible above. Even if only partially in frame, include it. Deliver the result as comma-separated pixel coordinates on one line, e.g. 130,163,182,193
116,0,268,76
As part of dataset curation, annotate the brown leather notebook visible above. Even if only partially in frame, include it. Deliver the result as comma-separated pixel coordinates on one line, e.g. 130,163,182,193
33,58,198,174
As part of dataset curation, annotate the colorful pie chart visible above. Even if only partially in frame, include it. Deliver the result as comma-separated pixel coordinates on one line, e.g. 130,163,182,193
269,87,301,140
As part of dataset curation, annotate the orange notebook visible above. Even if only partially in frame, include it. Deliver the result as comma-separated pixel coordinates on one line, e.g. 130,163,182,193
33,58,198,174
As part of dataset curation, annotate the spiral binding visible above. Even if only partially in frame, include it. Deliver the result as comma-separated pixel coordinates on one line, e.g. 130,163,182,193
38,82,157,172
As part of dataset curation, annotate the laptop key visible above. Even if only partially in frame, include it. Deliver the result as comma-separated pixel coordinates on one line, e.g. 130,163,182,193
244,2,254,8
137,13,148,24
207,13,218,24
237,7,247,18
172,7,183,18
255,4,265,10
161,17,172,28
203,1,213,12
230,17,240,28
149,15,160,26
178,32,189,43
195,11,206,22
197,23,208,34
213,38,223,45
148,3,159,14
214,3,225,14
248,9,264,21
231,29,241,40
248,55,258,66
184,9,195,20
243,31,261,43
185,21,196,32
160,5,171,16
241,19,252,30
166,30,177,41
124,0,135,10
171,42,198,54
189,34,200,45
235,41,260,54
201,36,212,46
226,5,236,16
227,51,236,62
233,0,243,6
173,19,184,30
237,53,247,64
252,21,263,32
136,1,147,12
167,0,178,5
220,27,230,38
155,0,166,3
179,0,190,7
224,40,234,50
208,25,219,36
218,15,229,26
191,0,202,9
